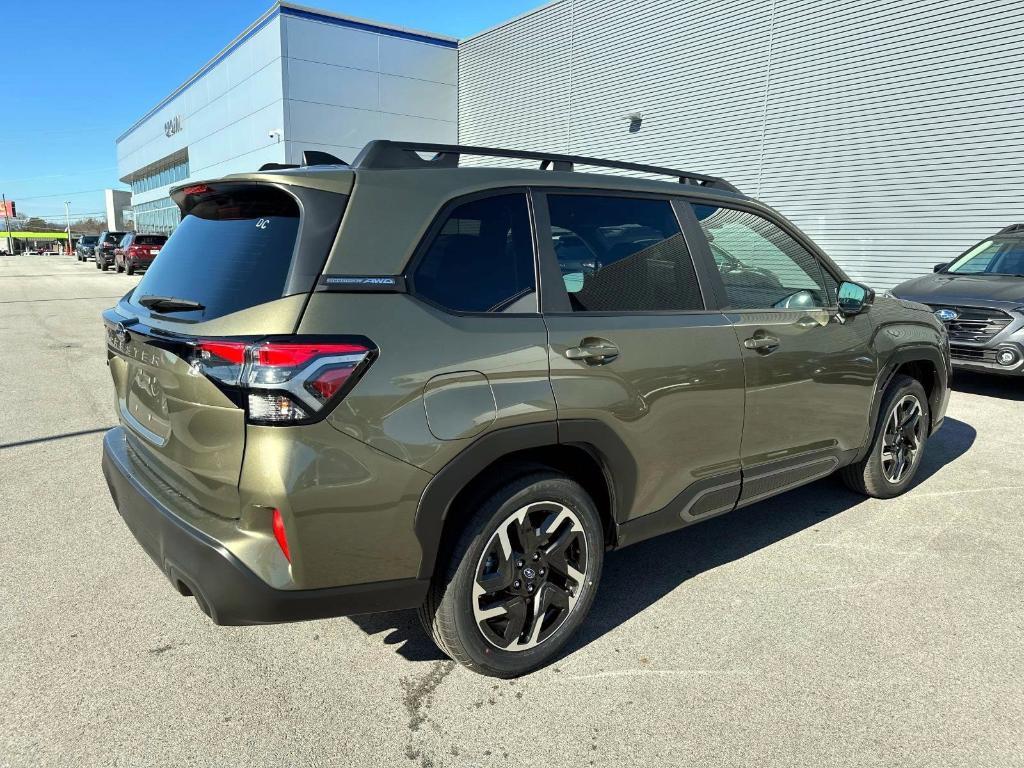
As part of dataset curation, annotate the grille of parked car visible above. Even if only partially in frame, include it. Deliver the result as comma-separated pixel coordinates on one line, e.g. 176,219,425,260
949,345,998,362
926,304,1013,344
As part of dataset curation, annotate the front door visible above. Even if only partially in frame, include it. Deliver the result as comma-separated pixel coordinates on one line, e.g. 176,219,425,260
536,191,746,524
688,201,878,505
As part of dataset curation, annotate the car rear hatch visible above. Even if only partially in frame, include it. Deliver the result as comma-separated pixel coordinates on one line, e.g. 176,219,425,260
132,235,166,260
103,175,351,519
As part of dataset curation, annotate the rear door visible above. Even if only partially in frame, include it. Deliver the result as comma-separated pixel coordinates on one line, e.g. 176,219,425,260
687,201,877,504
537,191,745,524
103,181,346,518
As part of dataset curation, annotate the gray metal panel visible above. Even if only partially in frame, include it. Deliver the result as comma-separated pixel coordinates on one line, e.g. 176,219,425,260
459,0,1024,289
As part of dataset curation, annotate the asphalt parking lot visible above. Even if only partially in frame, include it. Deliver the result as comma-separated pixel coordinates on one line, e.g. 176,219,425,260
2,253,1022,767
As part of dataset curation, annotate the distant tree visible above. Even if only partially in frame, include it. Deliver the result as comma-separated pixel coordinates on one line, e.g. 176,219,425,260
70,217,106,235
24,217,51,231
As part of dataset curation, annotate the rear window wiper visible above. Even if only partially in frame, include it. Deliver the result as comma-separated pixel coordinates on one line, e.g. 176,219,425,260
138,294,206,313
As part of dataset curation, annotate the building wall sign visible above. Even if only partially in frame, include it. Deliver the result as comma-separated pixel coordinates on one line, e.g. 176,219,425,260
164,115,182,137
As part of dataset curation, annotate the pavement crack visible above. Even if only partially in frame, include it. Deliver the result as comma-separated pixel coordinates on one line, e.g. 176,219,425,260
402,660,455,732
401,660,456,766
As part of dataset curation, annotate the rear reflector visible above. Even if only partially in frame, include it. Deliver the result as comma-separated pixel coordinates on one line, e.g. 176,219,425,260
271,509,291,562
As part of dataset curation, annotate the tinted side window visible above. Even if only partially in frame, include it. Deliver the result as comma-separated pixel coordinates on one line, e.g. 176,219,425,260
546,195,703,312
693,204,831,309
412,194,536,313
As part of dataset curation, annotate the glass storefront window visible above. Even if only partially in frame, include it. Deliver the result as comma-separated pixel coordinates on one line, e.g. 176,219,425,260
130,160,189,195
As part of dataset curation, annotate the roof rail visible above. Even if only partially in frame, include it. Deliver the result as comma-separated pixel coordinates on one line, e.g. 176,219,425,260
351,140,740,193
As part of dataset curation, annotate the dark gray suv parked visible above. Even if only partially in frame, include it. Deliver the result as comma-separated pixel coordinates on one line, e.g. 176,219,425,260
891,224,1024,376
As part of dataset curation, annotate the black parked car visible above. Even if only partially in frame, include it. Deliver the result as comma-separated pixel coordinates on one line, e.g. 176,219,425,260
891,223,1024,376
95,231,128,271
76,235,99,261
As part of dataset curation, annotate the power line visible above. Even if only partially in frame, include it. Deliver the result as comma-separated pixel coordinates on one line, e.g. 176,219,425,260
8,188,122,201
0,166,120,184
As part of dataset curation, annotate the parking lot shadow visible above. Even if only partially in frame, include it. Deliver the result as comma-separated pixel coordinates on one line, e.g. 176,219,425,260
351,417,975,665
951,371,1024,401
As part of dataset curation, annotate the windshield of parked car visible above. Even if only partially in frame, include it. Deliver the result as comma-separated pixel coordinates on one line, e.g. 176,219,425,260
80,236,98,245
946,237,1024,275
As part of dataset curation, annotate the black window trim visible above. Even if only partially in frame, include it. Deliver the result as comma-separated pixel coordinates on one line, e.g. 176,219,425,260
679,196,845,313
533,187,715,317
402,187,542,318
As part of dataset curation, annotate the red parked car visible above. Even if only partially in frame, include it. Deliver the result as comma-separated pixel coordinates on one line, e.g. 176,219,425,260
113,233,167,275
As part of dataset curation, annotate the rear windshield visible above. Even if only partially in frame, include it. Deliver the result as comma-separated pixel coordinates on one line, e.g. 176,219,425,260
81,236,98,245
134,235,166,246
128,185,300,321
103,232,125,243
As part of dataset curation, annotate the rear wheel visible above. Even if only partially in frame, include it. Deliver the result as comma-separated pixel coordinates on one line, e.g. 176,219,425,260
841,374,929,498
115,258,124,273
419,471,603,677
126,261,135,276
100,256,109,271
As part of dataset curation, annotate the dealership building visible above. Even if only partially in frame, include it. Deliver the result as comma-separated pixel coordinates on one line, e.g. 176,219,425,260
117,0,1024,288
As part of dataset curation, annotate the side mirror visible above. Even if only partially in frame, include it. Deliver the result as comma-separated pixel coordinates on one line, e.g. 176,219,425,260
933,263,948,273
837,281,874,315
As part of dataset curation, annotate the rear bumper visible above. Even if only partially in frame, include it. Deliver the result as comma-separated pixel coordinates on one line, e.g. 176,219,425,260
102,428,427,625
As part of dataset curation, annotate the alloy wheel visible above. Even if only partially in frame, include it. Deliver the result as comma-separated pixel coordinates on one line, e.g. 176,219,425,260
472,501,589,652
881,394,924,484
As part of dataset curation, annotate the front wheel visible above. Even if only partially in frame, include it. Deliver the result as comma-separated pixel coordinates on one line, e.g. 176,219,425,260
419,471,604,677
841,374,929,498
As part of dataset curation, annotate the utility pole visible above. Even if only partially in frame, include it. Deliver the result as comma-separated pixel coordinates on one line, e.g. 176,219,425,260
1,194,12,255
64,201,72,255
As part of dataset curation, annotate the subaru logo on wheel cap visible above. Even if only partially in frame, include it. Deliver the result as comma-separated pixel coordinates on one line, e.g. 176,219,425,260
934,308,958,322
522,567,537,580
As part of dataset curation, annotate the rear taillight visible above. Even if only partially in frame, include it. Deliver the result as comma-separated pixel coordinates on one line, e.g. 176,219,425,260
190,338,374,424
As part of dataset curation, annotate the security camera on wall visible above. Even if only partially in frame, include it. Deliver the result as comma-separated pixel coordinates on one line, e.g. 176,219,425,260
268,129,283,142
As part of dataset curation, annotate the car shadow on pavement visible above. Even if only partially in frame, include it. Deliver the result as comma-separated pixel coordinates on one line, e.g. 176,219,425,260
350,417,976,666
951,371,1024,401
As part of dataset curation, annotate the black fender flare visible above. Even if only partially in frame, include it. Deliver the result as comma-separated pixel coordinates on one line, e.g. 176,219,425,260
856,344,949,463
412,420,635,580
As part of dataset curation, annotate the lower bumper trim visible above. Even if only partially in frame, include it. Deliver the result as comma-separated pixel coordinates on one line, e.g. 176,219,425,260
102,428,428,625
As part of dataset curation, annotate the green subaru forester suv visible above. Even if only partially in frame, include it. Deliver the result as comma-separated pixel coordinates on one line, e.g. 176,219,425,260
102,141,950,677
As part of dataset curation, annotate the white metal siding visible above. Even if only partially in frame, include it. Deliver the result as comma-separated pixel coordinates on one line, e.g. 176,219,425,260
459,0,1024,289
281,14,457,165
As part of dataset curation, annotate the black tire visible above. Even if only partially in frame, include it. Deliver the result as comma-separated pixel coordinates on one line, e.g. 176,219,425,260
100,257,109,271
418,471,604,678
94,257,101,269
115,259,124,273
841,374,930,498
126,262,135,276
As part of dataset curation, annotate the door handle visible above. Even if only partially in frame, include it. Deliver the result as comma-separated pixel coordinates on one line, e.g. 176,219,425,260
743,335,780,352
565,338,620,364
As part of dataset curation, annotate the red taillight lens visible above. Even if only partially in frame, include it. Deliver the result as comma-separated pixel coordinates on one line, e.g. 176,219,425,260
256,342,368,367
182,184,211,196
190,338,374,424
197,340,247,364
271,508,290,562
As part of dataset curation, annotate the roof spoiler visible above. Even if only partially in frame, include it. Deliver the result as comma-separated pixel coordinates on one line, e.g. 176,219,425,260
258,150,349,173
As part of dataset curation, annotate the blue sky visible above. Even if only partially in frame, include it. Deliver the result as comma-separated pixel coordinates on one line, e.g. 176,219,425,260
0,0,540,225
